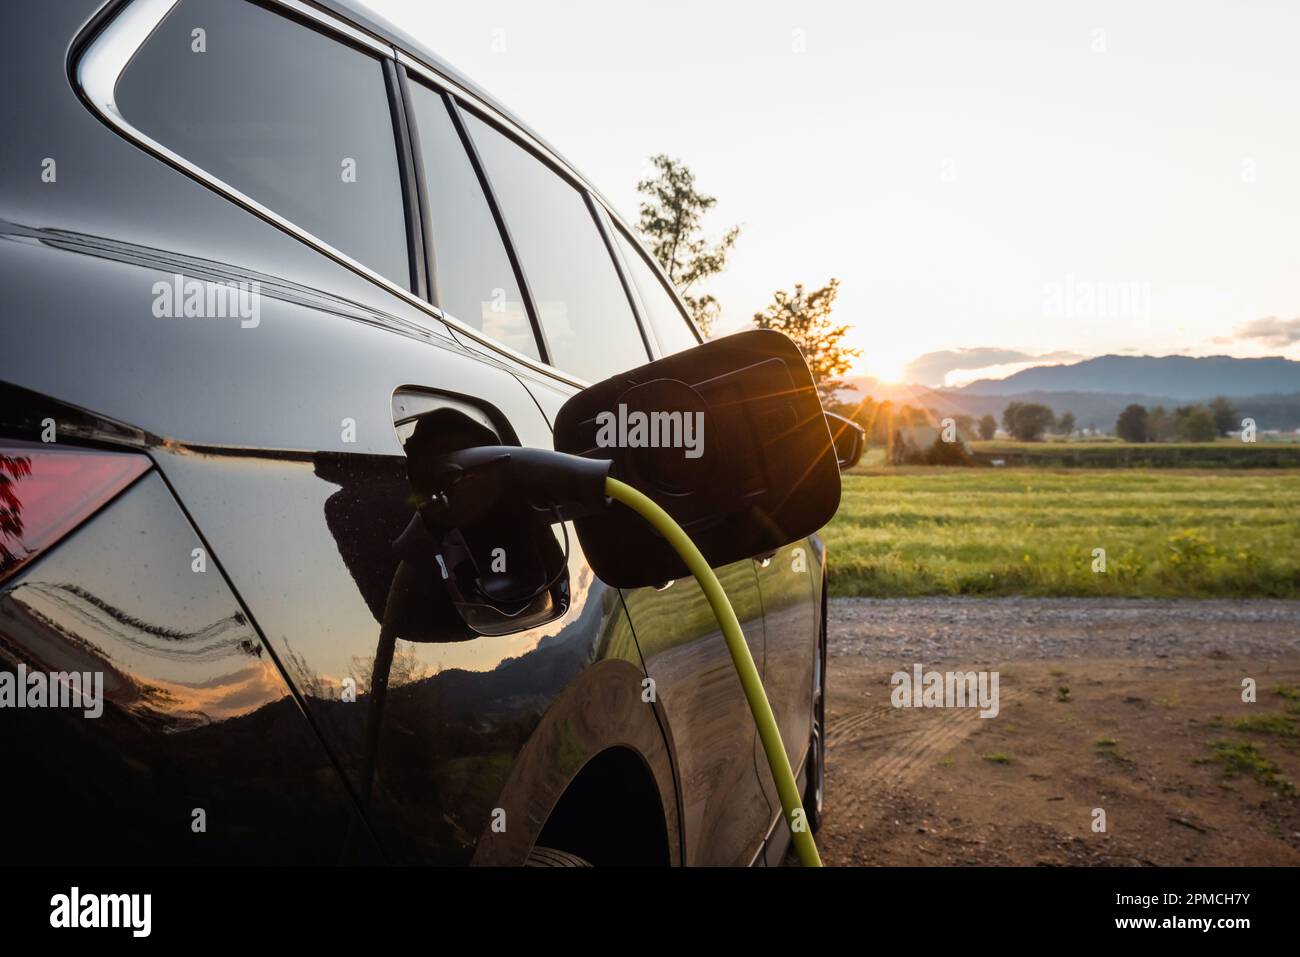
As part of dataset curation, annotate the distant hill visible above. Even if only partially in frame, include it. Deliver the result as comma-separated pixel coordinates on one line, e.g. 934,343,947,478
960,355,1300,399
833,361,1300,431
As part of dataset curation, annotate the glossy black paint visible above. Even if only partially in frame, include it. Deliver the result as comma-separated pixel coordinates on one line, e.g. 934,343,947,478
0,0,824,866
554,329,841,588
0,472,378,863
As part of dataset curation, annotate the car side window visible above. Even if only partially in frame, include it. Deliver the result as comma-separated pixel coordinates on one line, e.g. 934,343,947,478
610,226,701,356
115,0,412,290
406,83,537,360
461,112,649,383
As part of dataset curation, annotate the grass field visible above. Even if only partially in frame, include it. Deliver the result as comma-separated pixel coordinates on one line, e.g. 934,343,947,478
824,468,1300,598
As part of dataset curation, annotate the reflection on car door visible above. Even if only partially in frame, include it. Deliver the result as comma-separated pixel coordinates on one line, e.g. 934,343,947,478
752,540,819,839
520,372,774,865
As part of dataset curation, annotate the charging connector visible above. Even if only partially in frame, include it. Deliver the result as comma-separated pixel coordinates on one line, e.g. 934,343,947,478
406,444,822,866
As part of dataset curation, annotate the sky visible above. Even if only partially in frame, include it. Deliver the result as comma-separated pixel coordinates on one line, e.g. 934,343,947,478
365,0,1300,386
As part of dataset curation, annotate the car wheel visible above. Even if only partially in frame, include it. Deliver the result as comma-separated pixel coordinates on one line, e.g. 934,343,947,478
525,845,593,867
803,607,827,833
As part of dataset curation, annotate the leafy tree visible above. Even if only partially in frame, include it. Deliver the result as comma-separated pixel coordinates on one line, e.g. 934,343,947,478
752,278,860,404
1176,405,1218,442
952,414,976,440
895,435,974,466
1147,405,1175,442
977,414,997,440
1056,411,1076,437
1209,395,1239,436
1001,401,1055,442
636,155,740,336
1115,403,1148,443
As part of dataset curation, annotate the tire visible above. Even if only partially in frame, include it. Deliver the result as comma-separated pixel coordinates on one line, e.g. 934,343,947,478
803,602,827,833
525,845,593,867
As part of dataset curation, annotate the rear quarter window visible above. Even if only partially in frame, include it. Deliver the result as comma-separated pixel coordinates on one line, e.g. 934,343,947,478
115,0,411,289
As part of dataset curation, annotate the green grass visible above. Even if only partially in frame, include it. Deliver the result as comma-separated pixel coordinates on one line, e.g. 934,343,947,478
1196,740,1295,793
824,468,1300,598
1233,714,1299,737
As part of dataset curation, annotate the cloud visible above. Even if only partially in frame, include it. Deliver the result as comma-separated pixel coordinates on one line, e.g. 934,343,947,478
902,348,1084,388
1231,316,1300,347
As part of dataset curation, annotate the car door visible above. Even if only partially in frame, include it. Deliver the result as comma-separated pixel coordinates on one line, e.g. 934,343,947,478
417,89,777,865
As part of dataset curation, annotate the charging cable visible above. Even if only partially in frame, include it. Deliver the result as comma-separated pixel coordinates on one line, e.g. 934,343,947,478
604,476,823,867
406,445,824,866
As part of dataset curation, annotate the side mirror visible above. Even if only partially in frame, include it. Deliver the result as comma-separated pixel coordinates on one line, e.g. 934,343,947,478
825,411,865,471
554,329,841,588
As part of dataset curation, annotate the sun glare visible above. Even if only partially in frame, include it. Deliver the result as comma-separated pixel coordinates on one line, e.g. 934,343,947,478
866,359,908,384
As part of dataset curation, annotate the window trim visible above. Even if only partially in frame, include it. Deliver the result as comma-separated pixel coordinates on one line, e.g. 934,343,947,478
74,0,589,388
589,200,655,361
384,59,427,299
450,99,660,376
604,215,705,357
398,50,703,361
443,94,553,365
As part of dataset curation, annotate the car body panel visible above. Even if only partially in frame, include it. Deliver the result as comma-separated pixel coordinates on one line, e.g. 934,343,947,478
0,471,378,863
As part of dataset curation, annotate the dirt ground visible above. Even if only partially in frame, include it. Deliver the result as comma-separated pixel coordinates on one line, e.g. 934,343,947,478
819,598,1300,866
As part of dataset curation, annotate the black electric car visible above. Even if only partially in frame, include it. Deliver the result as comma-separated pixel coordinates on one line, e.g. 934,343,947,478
0,0,844,866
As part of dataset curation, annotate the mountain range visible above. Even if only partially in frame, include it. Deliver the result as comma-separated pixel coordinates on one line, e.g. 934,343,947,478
959,355,1300,400
837,355,1300,431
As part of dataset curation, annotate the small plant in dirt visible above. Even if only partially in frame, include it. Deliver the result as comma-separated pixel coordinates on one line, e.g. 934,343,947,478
1232,713,1298,738
982,752,1013,765
1056,686,1071,702
1274,686,1300,715
1095,737,1118,748
1195,740,1295,794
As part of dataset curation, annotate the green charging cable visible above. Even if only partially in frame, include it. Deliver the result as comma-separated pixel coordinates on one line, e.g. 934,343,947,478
604,476,823,867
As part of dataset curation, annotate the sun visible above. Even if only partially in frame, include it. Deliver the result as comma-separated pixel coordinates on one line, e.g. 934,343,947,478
864,357,909,384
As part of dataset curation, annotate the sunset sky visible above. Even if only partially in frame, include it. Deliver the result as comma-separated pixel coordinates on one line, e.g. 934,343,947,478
367,0,1300,386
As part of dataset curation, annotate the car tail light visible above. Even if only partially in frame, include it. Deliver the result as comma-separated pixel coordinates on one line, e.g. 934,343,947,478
0,442,151,585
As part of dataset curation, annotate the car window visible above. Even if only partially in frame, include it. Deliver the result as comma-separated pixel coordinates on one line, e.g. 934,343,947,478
610,226,701,356
461,112,649,382
116,0,411,289
406,83,537,360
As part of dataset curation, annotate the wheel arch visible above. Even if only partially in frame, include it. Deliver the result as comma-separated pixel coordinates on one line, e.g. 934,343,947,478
471,656,681,865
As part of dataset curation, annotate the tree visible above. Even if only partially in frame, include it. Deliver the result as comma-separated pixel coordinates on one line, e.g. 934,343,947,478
1147,405,1175,442
977,414,997,440
636,155,740,336
1209,395,1239,436
752,278,860,404
1115,404,1148,443
1176,405,1218,442
1056,411,1076,437
1001,401,1055,442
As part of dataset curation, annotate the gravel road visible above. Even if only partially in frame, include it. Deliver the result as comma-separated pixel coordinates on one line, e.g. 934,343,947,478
829,597,1300,663
818,596,1300,866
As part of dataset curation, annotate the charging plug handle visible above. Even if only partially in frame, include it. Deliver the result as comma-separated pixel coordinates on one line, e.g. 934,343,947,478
417,445,611,527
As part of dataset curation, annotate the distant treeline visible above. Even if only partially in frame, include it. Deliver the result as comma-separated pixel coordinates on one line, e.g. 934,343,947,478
828,393,1299,469
968,442,1300,469
1114,397,1239,443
